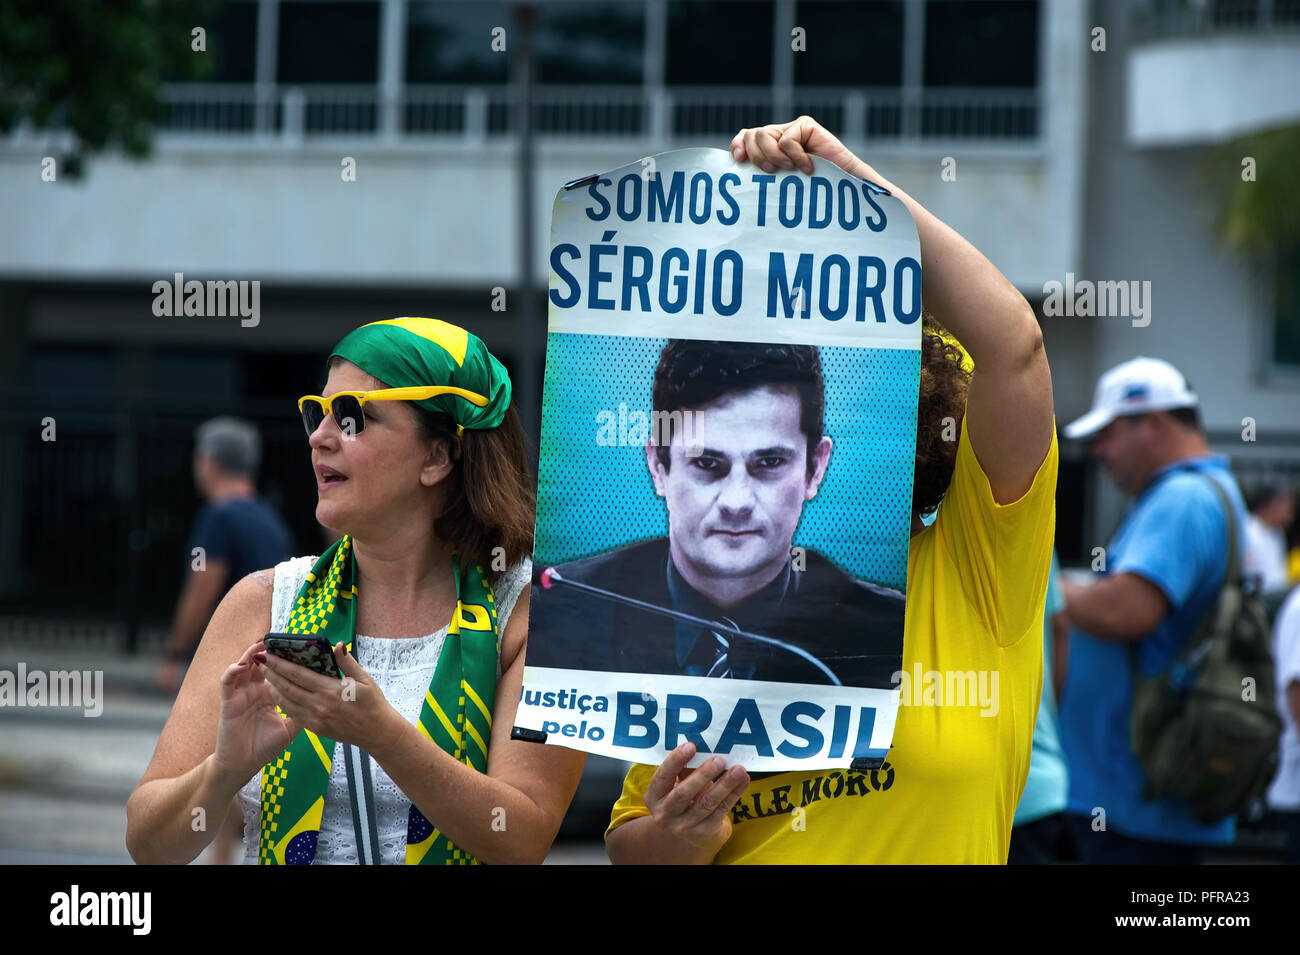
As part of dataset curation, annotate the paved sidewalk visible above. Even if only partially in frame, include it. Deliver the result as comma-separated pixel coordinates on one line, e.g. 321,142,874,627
0,641,611,864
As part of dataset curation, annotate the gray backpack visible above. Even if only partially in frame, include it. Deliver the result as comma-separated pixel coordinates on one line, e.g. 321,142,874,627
1128,472,1283,823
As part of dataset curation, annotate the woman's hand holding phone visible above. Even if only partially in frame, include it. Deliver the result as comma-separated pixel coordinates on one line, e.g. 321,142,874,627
214,640,304,780
253,638,397,753
263,634,342,678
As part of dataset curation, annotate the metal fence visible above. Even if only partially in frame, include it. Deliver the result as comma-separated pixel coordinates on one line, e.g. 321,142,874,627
5,402,323,650
1133,0,1300,38
152,83,1041,143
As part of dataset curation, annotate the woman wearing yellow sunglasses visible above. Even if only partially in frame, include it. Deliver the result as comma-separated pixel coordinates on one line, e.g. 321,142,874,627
128,317,587,865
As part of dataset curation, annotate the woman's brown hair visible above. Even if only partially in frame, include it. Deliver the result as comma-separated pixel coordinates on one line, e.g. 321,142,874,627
326,356,535,582
914,312,972,519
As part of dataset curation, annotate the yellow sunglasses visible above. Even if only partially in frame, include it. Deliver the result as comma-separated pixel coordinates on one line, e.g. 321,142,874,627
297,386,488,437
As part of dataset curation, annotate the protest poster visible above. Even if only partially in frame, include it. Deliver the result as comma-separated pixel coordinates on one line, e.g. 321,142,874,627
515,147,921,772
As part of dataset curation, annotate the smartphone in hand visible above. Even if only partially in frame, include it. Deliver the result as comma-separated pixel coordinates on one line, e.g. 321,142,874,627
263,633,343,678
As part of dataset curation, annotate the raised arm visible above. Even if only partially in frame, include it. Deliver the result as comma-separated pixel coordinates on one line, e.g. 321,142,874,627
733,117,1055,503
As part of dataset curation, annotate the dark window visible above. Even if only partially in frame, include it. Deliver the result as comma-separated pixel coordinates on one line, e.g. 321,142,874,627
21,348,123,609
793,1,903,86
28,347,117,402
924,0,1038,87
208,0,259,83
406,1,511,83
1209,0,1261,28
278,2,380,83
239,350,324,402
666,2,774,85
538,2,644,84
1274,247,1300,368
152,351,240,402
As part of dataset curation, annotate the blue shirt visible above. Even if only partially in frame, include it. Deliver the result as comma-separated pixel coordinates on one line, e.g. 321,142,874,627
1060,455,1246,845
1014,552,1069,826
186,496,295,588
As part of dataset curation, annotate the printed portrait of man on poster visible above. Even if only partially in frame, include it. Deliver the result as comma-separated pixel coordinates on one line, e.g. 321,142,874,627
516,148,922,773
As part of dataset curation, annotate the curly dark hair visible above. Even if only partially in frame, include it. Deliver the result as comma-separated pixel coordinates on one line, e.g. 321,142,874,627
914,312,972,518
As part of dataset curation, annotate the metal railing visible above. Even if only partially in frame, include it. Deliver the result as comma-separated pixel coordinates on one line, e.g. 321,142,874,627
1133,0,1300,39
156,85,272,133
2,402,319,649
147,83,1040,143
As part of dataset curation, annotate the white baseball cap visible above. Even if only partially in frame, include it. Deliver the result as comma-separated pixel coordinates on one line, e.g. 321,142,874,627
1063,357,1199,440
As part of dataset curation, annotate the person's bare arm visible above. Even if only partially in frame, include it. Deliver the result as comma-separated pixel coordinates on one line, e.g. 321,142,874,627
1060,573,1169,643
605,743,750,865
734,117,1054,504
127,570,273,864
606,814,717,865
165,559,231,659
271,584,588,865
1287,680,1300,731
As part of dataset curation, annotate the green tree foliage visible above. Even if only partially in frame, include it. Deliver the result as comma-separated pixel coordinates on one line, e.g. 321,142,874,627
0,0,219,177
1203,124,1300,360
1204,124,1300,256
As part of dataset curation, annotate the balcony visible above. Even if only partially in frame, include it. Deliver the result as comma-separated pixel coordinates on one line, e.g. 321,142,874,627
147,83,1040,145
1132,0,1300,38
1127,1,1300,146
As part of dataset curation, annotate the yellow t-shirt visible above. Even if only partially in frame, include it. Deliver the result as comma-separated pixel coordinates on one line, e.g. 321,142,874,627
607,417,1058,863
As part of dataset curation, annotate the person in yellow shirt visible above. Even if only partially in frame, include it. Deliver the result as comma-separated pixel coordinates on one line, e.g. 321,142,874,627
604,116,1058,864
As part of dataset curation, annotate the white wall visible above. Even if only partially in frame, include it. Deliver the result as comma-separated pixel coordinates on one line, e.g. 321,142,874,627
0,137,1083,292
1128,35,1300,147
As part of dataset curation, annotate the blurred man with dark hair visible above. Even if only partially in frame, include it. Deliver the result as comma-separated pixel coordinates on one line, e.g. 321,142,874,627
1059,357,1248,863
527,338,904,688
157,417,294,691
156,417,295,865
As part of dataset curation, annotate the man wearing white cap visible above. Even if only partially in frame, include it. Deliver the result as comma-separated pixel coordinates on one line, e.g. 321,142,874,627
1057,357,1248,863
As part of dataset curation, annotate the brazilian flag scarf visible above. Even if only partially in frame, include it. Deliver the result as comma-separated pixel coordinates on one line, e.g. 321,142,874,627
259,317,513,866
258,535,499,865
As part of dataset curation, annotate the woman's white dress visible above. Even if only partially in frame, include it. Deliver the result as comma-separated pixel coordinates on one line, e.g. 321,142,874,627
234,554,532,864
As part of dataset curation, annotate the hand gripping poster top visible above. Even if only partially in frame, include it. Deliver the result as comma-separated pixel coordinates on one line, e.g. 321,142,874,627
515,147,921,772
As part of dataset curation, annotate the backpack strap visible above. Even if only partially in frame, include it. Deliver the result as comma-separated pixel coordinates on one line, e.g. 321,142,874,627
1127,468,1238,684
1196,471,1242,588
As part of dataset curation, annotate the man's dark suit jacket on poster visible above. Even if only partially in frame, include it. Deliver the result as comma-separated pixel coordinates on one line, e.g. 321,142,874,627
525,538,904,688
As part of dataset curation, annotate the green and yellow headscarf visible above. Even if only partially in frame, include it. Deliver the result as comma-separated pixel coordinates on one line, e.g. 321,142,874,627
333,317,512,431
259,318,511,866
